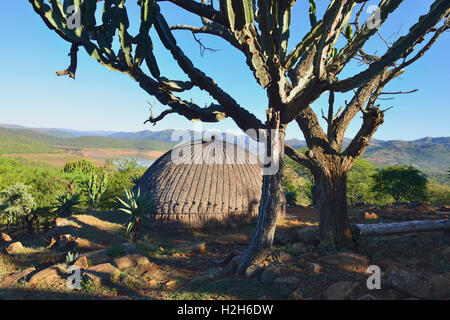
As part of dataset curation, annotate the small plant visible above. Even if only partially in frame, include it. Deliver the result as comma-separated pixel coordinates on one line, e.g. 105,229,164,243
86,172,108,211
116,188,155,244
65,251,79,266
52,193,81,217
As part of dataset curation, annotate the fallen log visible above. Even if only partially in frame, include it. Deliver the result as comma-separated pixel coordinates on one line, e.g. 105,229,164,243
353,219,450,237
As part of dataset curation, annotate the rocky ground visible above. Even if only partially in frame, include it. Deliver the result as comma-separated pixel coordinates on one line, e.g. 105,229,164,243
0,204,449,300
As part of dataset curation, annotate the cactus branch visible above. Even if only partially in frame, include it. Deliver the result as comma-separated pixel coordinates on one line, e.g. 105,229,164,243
56,43,79,79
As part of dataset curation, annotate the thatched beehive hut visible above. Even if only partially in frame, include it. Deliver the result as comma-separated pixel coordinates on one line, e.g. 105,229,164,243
135,138,262,229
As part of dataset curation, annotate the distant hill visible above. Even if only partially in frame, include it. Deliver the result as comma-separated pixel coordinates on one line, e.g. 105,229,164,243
1,124,448,175
0,127,175,153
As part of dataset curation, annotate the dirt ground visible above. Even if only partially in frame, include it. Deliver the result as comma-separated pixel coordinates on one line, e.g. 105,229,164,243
0,205,449,300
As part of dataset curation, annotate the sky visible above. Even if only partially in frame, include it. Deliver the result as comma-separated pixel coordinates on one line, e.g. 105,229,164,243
0,1,448,141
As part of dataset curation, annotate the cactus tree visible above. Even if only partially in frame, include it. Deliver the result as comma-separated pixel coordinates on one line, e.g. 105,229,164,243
87,172,108,211
29,0,450,274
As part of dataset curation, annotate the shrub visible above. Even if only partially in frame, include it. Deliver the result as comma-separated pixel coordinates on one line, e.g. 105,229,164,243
0,183,36,227
427,182,450,205
52,193,81,217
371,165,428,202
63,159,97,174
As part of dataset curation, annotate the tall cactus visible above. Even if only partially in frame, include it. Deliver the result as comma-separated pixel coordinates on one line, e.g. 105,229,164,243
86,172,108,211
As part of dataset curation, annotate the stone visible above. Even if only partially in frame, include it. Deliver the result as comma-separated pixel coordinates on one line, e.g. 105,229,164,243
245,263,264,278
54,218,68,227
1,267,35,286
438,205,450,212
143,269,167,282
387,267,432,299
190,269,220,284
29,267,60,286
320,252,369,273
290,242,307,255
114,254,150,270
299,262,323,274
214,234,250,245
326,281,360,300
296,226,319,244
291,286,305,300
165,280,177,290
188,242,207,254
74,256,90,269
84,263,120,285
148,279,160,289
278,251,293,263
79,249,111,265
0,233,12,242
75,238,102,251
59,234,77,248
364,212,379,220
430,274,450,298
274,231,297,245
6,242,23,254
273,277,300,290
261,266,280,283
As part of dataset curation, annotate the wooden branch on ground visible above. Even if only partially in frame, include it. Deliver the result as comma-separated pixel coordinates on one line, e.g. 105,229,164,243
353,219,450,237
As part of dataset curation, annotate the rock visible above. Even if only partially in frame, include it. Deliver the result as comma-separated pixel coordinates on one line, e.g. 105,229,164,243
79,249,111,265
357,294,376,300
165,280,177,290
74,256,90,269
84,263,120,285
326,281,360,300
430,274,450,298
290,243,307,255
261,266,280,283
148,279,160,289
59,234,77,249
214,234,250,245
6,242,23,254
143,269,167,282
114,254,150,270
320,252,369,273
364,212,379,220
274,231,297,245
2,267,36,286
392,202,409,208
190,268,220,284
0,233,12,243
74,238,102,251
387,267,432,299
273,277,300,290
291,286,305,300
188,242,207,254
296,226,319,244
29,267,60,286
278,251,293,263
245,263,264,278
299,262,322,274
415,204,435,213
54,218,68,227
438,205,450,212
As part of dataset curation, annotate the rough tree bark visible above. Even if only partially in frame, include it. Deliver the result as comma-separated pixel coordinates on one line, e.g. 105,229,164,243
236,111,286,275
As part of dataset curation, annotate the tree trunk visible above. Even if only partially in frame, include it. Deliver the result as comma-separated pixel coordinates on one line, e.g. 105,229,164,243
236,125,286,275
314,166,353,246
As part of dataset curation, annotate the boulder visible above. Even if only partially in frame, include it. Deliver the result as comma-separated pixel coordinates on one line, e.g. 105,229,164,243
74,256,90,269
29,267,60,286
273,276,300,290
54,218,69,227
364,212,379,220
114,254,150,270
189,268,220,284
260,266,280,283
0,233,12,243
278,251,293,263
274,231,297,245
299,262,323,274
290,242,307,255
6,242,23,254
438,205,450,212
1,267,35,286
187,242,207,254
165,280,177,290
245,263,264,278
296,226,319,244
74,238,102,251
319,252,369,273
326,281,360,300
143,269,167,283
387,267,432,299
84,263,120,285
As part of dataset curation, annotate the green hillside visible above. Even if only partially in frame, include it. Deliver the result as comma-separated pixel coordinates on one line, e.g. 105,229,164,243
0,128,174,153
0,128,56,154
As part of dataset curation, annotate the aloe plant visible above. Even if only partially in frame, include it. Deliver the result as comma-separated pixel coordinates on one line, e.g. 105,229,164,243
116,188,155,244
52,193,81,217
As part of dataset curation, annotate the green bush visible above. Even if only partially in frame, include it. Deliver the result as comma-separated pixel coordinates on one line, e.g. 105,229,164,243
347,158,377,205
426,182,450,205
0,183,36,227
63,159,97,174
371,165,428,202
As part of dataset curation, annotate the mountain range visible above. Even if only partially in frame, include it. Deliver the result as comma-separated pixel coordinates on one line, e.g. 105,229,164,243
0,124,448,175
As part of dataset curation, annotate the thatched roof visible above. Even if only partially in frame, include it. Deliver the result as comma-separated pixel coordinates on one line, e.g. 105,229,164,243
135,139,262,229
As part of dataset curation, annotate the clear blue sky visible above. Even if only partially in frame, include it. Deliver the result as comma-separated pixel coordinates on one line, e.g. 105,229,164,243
0,1,448,140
